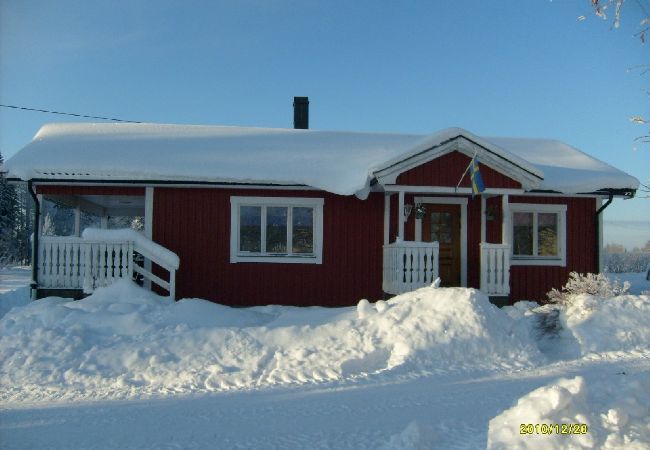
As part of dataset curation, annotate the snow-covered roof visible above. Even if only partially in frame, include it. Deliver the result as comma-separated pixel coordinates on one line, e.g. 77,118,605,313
483,137,639,195
5,123,639,196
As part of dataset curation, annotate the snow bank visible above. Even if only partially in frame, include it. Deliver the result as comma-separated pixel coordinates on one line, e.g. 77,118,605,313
0,287,31,320
0,282,542,403
0,266,32,319
561,293,650,355
380,421,437,450
487,375,650,449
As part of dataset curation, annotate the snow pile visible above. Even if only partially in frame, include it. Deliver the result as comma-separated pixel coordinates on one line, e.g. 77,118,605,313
561,293,650,355
487,375,650,449
380,421,437,450
0,267,32,319
0,281,542,403
0,287,31,320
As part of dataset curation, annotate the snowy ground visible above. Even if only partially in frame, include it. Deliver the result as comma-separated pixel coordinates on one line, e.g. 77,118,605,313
0,269,649,449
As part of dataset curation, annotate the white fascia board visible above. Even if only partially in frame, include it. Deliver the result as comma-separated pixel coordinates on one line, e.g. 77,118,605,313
383,185,525,195
373,134,543,191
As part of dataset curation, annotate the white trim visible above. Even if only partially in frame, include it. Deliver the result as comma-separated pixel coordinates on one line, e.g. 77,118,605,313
31,181,321,191
373,136,542,190
511,192,610,199
414,196,468,287
37,194,44,238
480,196,486,244
230,196,324,264
509,203,567,267
502,194,510,245
383,193,391,245
145,187,154,240
144,187,154,290
74,204,81,237
398,191,405,241
384,185,524,195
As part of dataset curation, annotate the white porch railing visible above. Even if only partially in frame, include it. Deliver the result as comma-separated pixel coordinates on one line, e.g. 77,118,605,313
480,243,510,296
383,241,440,295
38,233,179,298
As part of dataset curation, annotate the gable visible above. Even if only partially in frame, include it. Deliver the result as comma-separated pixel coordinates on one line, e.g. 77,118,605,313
373,133,543,191
396,150,522,189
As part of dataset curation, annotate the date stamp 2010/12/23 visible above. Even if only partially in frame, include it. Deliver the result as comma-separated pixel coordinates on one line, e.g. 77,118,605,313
520,423,589,435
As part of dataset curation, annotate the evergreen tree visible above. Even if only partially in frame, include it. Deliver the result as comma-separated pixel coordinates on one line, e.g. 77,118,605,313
0,150,20,265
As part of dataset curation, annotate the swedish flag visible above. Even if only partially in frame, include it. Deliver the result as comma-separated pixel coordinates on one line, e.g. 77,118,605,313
470,156,485,196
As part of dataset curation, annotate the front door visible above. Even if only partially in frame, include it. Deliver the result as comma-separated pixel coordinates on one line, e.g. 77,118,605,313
422,204,461,287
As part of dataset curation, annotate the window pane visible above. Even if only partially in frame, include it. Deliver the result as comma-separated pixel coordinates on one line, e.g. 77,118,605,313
538,213,558,256
266,207,288,253
430,212,452,244
513,212,533,256
292,207,314,254
240,206,261,252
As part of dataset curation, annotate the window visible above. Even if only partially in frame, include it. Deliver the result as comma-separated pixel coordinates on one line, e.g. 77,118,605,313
230,196,324,264
510,203,566,266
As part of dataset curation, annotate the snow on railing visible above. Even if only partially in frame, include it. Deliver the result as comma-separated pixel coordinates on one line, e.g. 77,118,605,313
480,243,510,296
38,229,179,298
39,236,133,292
383,240,440,295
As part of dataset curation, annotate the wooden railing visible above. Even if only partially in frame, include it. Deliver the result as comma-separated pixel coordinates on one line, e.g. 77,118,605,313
38,233,179,298
383,241,439,295
480,243,510,296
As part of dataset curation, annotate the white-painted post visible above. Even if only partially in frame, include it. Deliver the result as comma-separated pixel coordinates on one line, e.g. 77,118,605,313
74,204,81,237
144,187,154,290
101,216,108,229
480,195,486,244
501,194,510,245
398,191,405,242
37,194,44,238
384,193,391,245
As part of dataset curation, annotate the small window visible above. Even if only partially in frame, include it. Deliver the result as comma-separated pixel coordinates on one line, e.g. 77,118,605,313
510,203,566,266
230,196,324,264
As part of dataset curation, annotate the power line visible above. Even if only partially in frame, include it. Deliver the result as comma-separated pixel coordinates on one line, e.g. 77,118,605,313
0,104,141,123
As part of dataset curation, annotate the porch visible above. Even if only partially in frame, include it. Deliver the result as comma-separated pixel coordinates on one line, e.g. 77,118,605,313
381,189,513,298
31,186,179,299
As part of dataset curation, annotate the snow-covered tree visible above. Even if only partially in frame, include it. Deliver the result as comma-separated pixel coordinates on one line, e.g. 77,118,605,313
0,150,20,265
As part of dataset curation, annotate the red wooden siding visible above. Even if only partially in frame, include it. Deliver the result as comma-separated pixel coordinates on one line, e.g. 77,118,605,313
153,188,385,307
396,151,522,189
36,185,145,196
507,196,597,302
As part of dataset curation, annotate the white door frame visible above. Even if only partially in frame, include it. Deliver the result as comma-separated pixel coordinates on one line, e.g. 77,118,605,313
414,196,468,287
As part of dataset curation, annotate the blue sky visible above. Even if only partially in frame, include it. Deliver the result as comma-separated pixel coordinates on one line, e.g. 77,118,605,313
1,0,648,249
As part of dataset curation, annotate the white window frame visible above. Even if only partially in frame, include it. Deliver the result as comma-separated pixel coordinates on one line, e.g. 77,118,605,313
230,196,324,264
509,203,567,267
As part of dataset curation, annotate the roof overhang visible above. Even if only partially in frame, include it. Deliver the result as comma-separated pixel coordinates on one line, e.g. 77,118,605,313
528,188,637,199
371,134,544,190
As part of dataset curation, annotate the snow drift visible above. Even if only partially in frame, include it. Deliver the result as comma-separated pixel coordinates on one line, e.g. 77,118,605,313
0,281,541,403
561,293,650,356
487,375,650,449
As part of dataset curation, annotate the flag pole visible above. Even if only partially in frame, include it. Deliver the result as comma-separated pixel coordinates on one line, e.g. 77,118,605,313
455,151,478,192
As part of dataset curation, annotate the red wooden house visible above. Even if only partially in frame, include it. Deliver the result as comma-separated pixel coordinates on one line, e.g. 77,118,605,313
5,101,639,306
